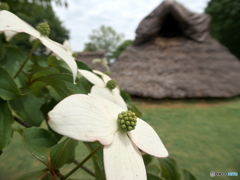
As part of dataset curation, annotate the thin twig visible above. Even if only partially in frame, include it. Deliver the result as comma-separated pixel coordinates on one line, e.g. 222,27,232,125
62,145,103,180
14,40,39,79
74,160,95,177
14,117,32,127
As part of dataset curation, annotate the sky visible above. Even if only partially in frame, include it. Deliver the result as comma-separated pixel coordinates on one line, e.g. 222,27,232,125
53,0,210,52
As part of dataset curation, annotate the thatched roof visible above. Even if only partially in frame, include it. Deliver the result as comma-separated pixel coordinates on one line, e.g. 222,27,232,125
110,0,240,98
76,51,108,72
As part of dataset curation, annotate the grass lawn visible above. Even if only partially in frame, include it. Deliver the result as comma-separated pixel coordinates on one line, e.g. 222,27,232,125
135,97,240,180
0,98,240,180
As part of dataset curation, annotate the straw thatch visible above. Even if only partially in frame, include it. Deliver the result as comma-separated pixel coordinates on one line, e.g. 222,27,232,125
110,0,240,98
76,51,108,72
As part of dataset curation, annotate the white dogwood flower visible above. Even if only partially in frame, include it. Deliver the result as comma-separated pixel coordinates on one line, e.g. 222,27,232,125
48,94,168,180
78,69,127,110
0,10,77,81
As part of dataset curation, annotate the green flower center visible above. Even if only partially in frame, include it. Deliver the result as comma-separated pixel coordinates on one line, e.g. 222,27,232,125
36,22,50,37
118,111,137,132
0,3,10,11
106,80,117,90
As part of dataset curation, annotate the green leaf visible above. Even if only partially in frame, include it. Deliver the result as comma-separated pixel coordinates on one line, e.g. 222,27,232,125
0,99,14,151
9,92,45,126
120,89,132,104
147,173,165,180
22,127,58,166
50,138,77,168
15,170,51,180
30,81,48,97
0,67,24,100
128,104,142,118
48,55,71,73
0,42,7,66
23,128,77,170
120,90,142,117
30,67,59,81
49,73,91,94
146,164,161,176
3,46,31,87
76,60,92,71
143,154,153,166
3,46,29,76
182,169,197,180
158,157,181,180
35,76,75,99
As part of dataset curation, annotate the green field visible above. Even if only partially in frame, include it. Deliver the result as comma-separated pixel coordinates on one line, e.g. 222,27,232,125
0,98,240,180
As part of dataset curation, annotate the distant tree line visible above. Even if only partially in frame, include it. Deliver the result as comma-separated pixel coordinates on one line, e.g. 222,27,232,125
84,25,133,62
205,0,240,59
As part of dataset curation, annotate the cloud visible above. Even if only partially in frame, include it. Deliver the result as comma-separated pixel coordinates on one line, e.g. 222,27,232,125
53,0,210,52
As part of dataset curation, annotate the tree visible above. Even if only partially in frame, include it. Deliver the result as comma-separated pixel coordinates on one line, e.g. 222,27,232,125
84,25,124,53
205,0,240,58
111,40,133,59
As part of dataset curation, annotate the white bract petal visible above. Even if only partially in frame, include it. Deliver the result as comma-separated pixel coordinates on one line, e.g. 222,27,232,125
91,86,127,110
128,118,169,158
0,10,77,82
78,69,105,87
104,131,146,180
112,89,128,111
93,70,111,83
63,40,73,53
88,94,124,120
48,94,119,145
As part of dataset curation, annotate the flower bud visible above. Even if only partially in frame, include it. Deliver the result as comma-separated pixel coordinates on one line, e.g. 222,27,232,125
118,111,137,132
36,22,50,37
106,79,117,90
0,3,10,11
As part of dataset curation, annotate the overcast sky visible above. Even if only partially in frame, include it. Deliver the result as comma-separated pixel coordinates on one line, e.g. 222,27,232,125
53,0,210,52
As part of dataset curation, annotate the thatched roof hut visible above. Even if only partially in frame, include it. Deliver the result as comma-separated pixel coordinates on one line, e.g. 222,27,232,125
76,51,109,72
111,0,240,98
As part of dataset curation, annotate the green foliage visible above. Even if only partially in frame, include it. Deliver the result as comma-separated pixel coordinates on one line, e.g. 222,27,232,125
0,67,24,100
205,0,240,58
159,157,181,180
22,127,77,170
143,154,197,180
83,25,124,55
120,89,142,117
0,99,14,153
111,39,133,59
9,92,46,126
182,169,197,180
83,42,98,52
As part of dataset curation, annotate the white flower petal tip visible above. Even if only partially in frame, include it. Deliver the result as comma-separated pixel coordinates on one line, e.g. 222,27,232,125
2,31,17,41
128,119,169,158
0,10,77,82
63,40,73,53
104,131,147,180
48,94,119,145
78,69,105,87
93,70,111,83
